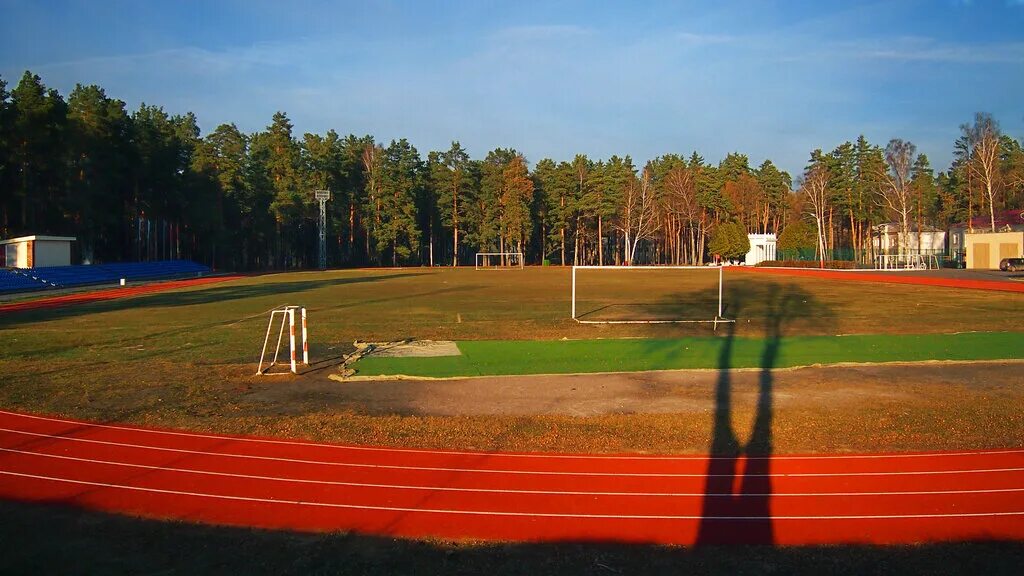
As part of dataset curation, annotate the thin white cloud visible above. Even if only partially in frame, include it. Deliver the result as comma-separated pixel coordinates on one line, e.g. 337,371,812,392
488,25,593,43
675,32,736,46
852,38,1024,64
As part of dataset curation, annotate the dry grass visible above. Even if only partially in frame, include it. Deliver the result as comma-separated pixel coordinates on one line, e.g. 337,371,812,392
1,267,1022,454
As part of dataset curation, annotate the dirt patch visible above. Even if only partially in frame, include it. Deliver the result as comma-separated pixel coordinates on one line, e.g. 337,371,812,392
369,339,461,357
241,361,1010,417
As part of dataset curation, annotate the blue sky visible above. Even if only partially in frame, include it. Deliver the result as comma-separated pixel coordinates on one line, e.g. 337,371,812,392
1,0,1022,176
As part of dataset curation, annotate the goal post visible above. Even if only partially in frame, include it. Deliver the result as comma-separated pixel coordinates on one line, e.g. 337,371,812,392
875,254,940,270
475,252,525,270
257,305,309,375
571,265,733,325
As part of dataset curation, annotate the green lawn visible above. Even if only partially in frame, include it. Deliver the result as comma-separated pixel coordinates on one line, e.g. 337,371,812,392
1,267,1022,428
354,332,1024,378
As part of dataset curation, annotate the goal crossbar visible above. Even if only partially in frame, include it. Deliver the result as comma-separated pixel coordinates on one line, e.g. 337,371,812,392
571,265,734,326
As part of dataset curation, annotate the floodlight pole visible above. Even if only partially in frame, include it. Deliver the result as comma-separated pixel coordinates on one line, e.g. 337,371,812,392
314,190,331,270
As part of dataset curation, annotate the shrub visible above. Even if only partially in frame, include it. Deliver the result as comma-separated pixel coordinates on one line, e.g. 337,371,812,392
708,222,750,260
777,220,817,253
756,260,859,270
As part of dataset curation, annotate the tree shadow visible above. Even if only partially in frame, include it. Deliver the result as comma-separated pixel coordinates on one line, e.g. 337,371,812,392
697,281,833,545
0,272,426,328
3,500,1022,575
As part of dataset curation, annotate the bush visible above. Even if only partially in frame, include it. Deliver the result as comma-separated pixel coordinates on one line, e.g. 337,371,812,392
708,222,750,260
756,260,859,270
777,221,817,252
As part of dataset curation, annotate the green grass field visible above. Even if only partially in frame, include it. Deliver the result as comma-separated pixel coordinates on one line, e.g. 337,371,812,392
0,266,1022,451
1,267,1020,378
2,267,1021,361
354,332,1024,378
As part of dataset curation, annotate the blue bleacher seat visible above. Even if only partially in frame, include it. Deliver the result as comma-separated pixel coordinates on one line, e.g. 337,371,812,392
1,260,211,293
0,269,49,293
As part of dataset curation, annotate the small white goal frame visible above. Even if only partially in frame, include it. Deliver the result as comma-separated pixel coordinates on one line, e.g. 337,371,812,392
571,265,733,326
475,252,525,270
875,254,939,270
257,306,309,375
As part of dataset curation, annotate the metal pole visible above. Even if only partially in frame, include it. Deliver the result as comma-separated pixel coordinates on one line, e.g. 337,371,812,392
301,307,309,365
318,199,327,270
718,265,723,319
271,310,286,368
571,266,576,319
314,190,330,270
289,308,297,374
256,311,276,375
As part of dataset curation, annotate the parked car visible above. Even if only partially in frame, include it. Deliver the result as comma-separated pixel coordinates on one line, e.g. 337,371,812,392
999,257,1024,272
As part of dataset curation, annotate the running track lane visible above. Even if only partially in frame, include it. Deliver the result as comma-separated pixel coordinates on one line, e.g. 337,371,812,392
735,266,1024,293
1,410,1023,545
0,276,244,314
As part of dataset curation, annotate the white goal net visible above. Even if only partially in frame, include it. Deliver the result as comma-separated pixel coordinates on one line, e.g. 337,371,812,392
476,252,524,270
571,265,733,325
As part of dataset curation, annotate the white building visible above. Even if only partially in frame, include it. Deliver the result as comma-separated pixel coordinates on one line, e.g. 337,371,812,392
0,235,76,268
871,223,945,254
964,231,1024,269
745,233,777,265
948,210,1024,265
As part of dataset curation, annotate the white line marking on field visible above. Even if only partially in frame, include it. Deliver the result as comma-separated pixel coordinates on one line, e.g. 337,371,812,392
2,410,1021,462
4,447,1023,498
3,470,1024,521
3,428,1023,478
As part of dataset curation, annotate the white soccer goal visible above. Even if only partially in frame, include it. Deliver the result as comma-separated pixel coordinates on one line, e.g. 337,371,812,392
475,252,524,270
257,305,309,375
571,265,733,326
875,254,939,270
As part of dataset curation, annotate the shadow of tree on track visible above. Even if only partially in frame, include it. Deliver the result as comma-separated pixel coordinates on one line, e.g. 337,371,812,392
2,500,1022,576
697,281,832,545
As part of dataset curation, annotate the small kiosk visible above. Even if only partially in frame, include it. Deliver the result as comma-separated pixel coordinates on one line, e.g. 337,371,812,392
0,235,76,268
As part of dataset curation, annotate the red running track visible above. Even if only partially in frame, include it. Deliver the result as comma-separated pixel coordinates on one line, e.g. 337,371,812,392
736,266,1024,293
0,276,244,314
1,409,1022,545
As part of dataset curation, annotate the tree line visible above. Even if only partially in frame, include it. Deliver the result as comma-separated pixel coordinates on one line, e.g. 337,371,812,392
1,71,1022,269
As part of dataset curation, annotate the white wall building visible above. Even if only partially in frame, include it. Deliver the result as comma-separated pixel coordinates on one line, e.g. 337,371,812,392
964,231,1024,269
871,224,945,254
745,233,777,265
0,235,76,268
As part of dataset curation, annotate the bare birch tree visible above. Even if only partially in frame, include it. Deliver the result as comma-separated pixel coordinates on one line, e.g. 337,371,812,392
617,167,660,265
961,113,1002,232
877,138,916,261
660,165,704,264
801,163,830,268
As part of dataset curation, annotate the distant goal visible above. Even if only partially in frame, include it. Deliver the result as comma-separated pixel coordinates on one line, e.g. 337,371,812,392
476,252,524,270
571,265,733,326
875,254,940,270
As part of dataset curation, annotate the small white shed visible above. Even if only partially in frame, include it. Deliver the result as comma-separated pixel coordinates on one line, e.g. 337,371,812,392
0,235,76,268
964,231,1024,269
745,233,777,265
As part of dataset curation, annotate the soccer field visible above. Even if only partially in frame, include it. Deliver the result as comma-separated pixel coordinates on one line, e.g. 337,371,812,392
0,266,1022,451
1,266,1020,365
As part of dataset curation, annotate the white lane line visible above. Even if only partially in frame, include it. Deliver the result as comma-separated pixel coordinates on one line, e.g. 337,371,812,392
3,470,1024,521
4,447,1024,498
3,428,1024,478
2,409,1021,461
